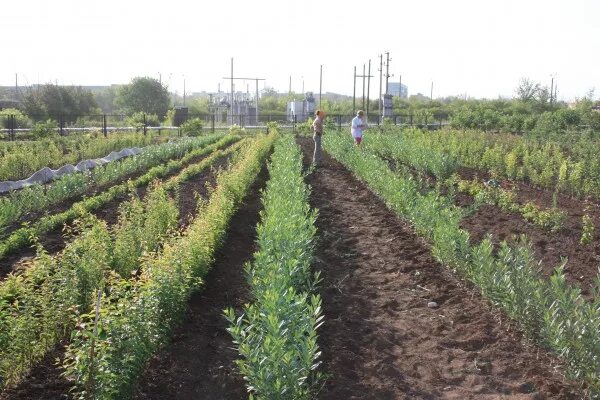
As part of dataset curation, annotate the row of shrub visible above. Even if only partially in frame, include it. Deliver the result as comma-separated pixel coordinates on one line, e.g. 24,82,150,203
60,131,276,398
0,134,252,390
324,132,600,397
0,135,241,261
226,134,323,399
0,182,179,390
0,134,230,234
365,130,573,234
381,127,600,198
0,130,179,182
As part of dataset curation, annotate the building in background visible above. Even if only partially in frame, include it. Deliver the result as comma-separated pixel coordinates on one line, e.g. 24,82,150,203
387,82,408,98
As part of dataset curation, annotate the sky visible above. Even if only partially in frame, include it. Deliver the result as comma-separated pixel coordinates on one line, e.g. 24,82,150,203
2,0,599,101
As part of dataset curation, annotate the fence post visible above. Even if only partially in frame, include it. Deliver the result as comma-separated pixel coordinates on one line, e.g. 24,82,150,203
410,114,413,127
338,115,342,131
211,114,215,133
143,113,147,135
59,116,64,136
102,114,107,137
9,114,15,141
293,114,297,135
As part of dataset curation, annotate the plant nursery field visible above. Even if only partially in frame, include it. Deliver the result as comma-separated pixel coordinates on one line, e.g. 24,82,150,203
0,127,597,399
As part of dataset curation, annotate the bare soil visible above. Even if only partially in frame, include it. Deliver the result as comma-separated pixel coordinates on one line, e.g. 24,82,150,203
297,137,582,399
457,167,600,296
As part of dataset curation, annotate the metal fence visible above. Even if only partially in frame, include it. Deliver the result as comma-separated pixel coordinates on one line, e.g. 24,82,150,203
0,112,450,140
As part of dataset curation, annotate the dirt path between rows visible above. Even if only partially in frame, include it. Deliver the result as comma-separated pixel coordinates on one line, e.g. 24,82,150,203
297,137,582,399
132,164,268,400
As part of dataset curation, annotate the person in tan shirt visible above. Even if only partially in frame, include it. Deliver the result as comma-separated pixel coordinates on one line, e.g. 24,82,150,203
312,110,326,166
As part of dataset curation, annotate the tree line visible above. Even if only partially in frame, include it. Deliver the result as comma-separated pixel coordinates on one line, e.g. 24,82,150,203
1,76,599,139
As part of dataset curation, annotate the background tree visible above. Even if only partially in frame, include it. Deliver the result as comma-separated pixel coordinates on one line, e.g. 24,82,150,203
516,77,540,103
115,77,171,119
22,84,98,123
94,86,118,114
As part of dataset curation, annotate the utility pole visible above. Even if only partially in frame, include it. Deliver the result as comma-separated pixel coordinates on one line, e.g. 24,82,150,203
183,76,186,107
289,75,292,94
366,59,371,117
362,64,366,110
399,75,402,98
319,65,323,108
223,58,265,126
356,66,373,112
430,81,434,100
353,66,357,114
385,52,391,94
550,75,555,105
231,58,234,125
378,54,383,117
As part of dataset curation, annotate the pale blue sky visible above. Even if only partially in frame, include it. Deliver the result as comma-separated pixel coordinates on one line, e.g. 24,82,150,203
3,0,599,101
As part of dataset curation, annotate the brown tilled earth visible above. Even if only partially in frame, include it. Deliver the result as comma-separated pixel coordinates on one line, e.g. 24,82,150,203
457,166,600,297
297,137,582,399
0,138,586,399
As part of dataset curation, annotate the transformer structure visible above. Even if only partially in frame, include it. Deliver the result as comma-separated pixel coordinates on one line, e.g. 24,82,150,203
209,90,257,125
287,92,316,122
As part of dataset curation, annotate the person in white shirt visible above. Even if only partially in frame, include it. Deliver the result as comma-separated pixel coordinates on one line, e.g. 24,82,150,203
351,110,367,145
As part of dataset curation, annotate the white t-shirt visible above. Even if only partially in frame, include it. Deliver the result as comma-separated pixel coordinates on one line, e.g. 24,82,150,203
351,116,367,138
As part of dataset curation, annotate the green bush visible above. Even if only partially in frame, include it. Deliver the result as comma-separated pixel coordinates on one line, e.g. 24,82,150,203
180,118,204,136
126,112,160,129
31,119,58,139
0,108,31,129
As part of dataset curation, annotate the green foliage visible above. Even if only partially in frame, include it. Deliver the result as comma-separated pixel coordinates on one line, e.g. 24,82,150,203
22,84,98,123
0,215,111,389
521,202,565,233
0,108,31,129
324,131,600,394
296,120,313,135
115,77,171,119
229,124,246,135
580,214,595,245
112,182,179,277
226,135,322,399
180,118,204,136
365,130,458,181
30,119,58,139
376,126,600,199
62,131,277,399
0,134,237,259
126,111,160,129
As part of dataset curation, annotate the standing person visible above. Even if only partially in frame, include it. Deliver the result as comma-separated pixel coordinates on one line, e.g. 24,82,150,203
351,110,368,145
312,110,326,167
